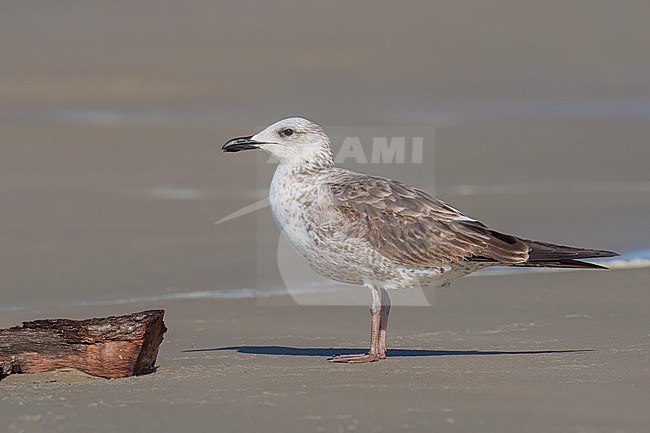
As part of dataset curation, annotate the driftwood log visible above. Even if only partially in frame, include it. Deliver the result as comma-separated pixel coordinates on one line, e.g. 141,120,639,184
0,310,166,379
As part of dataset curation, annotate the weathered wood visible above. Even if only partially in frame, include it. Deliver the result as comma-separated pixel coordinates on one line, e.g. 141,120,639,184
0,310,166,379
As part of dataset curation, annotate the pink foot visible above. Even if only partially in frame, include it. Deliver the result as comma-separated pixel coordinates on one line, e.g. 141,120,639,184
328,353,382,363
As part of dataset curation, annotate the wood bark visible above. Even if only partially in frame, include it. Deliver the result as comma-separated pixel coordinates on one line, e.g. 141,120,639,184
0,310,166,379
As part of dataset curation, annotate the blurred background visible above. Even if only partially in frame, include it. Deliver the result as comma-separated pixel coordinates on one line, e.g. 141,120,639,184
2,1,649,313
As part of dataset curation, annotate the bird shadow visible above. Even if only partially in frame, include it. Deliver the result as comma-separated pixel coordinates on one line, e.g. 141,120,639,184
183,345,592,357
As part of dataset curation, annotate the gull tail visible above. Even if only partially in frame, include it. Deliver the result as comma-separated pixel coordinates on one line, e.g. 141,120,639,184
515,239,619,269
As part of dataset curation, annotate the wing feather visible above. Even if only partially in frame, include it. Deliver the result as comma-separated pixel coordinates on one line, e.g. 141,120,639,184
328,173,530,267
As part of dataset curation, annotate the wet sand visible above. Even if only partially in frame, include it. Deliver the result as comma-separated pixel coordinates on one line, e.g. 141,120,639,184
2,1,650,432
2,268,649,433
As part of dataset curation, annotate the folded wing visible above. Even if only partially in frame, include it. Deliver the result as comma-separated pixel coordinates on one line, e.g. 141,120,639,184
328,173,617,269
328,173,530,268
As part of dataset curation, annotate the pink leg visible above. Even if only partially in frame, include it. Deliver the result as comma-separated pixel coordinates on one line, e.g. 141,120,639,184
378,288,391,359
329,287,391,363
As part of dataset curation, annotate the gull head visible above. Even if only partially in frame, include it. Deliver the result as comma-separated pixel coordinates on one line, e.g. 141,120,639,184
223,117,334,167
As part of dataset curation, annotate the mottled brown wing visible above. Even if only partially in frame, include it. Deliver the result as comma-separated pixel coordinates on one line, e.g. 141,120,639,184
328,174,530,267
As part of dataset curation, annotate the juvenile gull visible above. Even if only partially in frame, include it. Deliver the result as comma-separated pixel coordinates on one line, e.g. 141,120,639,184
223,117,618,363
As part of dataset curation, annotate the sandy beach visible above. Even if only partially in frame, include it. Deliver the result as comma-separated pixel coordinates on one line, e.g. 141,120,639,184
2,267,649,432
2,1,650,432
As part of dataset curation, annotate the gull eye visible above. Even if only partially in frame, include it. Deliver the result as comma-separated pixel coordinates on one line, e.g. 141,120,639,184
282,128,294,137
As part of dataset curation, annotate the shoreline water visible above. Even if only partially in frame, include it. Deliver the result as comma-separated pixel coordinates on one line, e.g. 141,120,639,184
1,253,648,314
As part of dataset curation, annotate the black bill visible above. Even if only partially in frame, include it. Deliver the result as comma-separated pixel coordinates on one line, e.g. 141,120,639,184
222,135,264,152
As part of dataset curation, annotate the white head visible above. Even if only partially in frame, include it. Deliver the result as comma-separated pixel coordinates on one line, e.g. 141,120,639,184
223,117,334,168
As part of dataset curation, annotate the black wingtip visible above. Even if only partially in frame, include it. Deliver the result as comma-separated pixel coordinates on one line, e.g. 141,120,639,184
516,258,612,269
558,259,610,269
596,250,620,258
